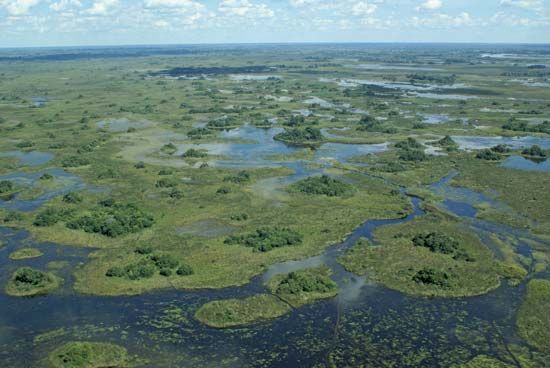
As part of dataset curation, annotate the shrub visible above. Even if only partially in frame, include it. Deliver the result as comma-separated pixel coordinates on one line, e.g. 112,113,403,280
395,138,423,150
230,213,249,221
160,269,172,277
216,186,231,194
158,169,173,175
0,180,15,194
475,149,501,160
40,173,54,180
135,245,153,255
14,267,50,286
522,145,546,157
156,178,179,188
187,127,211,139
224,171,250,184
274,127,323,144
61,156,90,167
292,175,354,197
176,264,194,276
225,227,303,252
34,208,73,227
275,270,336,296
67,203,154,237
399,149,427,162
182,148,207,158
62,192,83,204
134,161,146,169
412,232,458,254
491,144,510,153
150,254,179,269
412,267,450,287
160,143,177,155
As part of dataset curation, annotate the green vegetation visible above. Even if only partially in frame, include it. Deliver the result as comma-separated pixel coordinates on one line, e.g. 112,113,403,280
434,136,458,151
268,267,337,307
274,127,324,144
105,252,192,280
194,294,292,328
338,213,504,297
224,227,303,252
517,279,550,352
61,156,90,167
181,148,207,158
290,175,355,197
9,247,43,260
0,180,15,194
160,143,177,155
453,355,514,368
67,202,154,238
5,267,62,296
48,341,129,368
522,145,546,157
475,149,502,161
223,170,250,184
502,119,550,134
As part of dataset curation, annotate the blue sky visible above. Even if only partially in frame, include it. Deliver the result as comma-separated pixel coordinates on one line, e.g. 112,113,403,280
0,0,548,47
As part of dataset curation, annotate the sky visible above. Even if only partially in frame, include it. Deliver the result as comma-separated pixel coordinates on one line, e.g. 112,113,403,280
0,0,548,47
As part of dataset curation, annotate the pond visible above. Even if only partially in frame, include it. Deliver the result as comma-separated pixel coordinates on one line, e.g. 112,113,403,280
500,155,550,172
452,135,550,150
0,151,54,166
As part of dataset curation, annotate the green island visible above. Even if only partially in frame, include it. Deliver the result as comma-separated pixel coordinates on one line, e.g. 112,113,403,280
9,247,44,260
48,341,130,368
5,267,63,297
195,267,337,327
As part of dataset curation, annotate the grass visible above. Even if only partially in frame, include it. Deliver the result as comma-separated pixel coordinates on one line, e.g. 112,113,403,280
452,355,514,368
194,294,292,328
516,279,550,352
9,247,44,260
48,341,129,368
338,210,506,297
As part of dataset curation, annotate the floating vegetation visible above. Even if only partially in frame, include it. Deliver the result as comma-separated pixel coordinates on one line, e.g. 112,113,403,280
48,341,129,368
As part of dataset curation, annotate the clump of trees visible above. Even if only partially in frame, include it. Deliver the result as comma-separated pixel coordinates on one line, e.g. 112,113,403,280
182,148,207,158
356,115,396,133
502,119,550,134
285,114,305,127
230,213,249,221
413,267,450,287
274,127,323,144
62,192,83,204
66,200,154,237
395,138,427,162
434,136,458,151
491,144,510,153
395,138,423,150
187,127,211,139
0,180,15,194
412,232,474,262
34,208,73,227
224,170,250,184
475,149,501,160
292,175,354,197
522,145,546,157
225,227,303,252
61,156,90,167
275,270,336,296
13,267,51,287
160,143,177,155
206,116,237,129
106,251,193,280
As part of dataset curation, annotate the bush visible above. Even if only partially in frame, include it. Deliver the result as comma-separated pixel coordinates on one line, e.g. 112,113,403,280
40,173,54,180
182,148,207,158
134,161,146,169
225,227,303,252
156,178,179,188
412,232,458,254
216,186,231,194
275,270,336,296
14,267,50,286
475,149,501,160
413,267,450,287
67,203,154,237
292,175,354,197
491,144,510,153
187,127,211,139
34,208,73,227
63,192,83,204
395,138,423,150
274,127,323,144
168,188,184,199
158,169,173,175
176,264,194,276
522,145,546,157
61,156,90,167
161,143,177,155
399,149,427,162
150,254,179,269
160,269,172,277
0,180,15,194
503,119,550,134
230,213,249,221
135,245,153,255
224,170,250,184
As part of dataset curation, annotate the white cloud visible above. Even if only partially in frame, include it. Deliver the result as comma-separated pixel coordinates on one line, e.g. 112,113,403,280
0,0,41,15
49,0,81,12
218,0,274,18
289,0,318,7
144,0,204,10
499,0,544,12
85,0,118,15
418,0,442,10
352,1,377,16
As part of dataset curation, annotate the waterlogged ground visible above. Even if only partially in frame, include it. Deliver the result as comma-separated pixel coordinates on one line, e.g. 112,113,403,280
0,44,550,367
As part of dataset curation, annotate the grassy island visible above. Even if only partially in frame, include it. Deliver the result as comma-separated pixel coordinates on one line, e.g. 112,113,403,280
5,267,62,297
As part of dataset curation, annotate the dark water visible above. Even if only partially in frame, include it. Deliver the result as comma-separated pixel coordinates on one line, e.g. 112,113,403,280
0,138,548,367
0,151,54,167
501,155,550,172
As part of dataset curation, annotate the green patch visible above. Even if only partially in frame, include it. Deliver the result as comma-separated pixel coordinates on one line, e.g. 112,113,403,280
9,247,43,260
338,213,501,297
48,341,129,368
5,267,62,297
274,127,324,145
290,175,355,197
224,227,303,252
194,294,292,328
517,279,550,352
267,266,337,308
452,355,514,368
